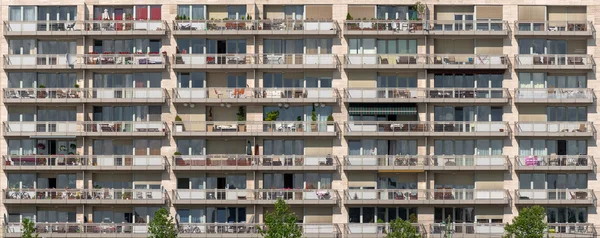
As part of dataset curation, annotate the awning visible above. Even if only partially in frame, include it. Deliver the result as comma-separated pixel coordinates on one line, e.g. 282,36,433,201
348,103,417,116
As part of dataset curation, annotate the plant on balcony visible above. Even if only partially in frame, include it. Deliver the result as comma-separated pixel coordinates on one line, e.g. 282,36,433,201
247,14,252,20
377,219,385,233
174,151,182,156
310,106,318,131
504,205,546,238
148,207,178,238
258,198,302,238
38,84,45,88
264,110,280,121
408,213,417,223
413,1,426,20
346,13,353,20
21,218,38,238
175,115,182,121
386,218,420,238
174,115,184,132
237,107,247,131
36,143,46,150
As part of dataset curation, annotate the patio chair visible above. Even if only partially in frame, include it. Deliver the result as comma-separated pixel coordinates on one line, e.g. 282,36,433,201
136,191,143,199
146,191,153,199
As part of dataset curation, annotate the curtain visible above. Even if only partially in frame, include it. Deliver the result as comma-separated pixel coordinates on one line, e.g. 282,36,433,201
9,7,21,21
150,6,161,20
477,140,489,155
23,7,35,21
519,140,531,155
136,6,148,20
192,5,204,20
177,6,189,18
533,140,545,156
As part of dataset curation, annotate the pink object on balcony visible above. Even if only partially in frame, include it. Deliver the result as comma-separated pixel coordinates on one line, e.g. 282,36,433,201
525,156,538,166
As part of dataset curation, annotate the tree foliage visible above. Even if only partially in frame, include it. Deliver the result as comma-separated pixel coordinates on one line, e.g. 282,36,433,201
258,198,303,238
148,207,178,238
21,218,38,238
385,218,420,238
504,205,547,238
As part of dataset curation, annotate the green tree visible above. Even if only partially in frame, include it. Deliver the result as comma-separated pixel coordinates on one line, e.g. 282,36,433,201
21,218,38,238
148,207,178,238
385,218,420,238
504,206,547,238
258,198,303,238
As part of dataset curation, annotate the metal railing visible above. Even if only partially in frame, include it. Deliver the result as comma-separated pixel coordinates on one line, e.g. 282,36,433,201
515,121,594,133
546,223,596,235
4,20,85,33
429,54,508,66
257,54,337,65
174,19,338,33
427,155,509,167
344,121,509,133
173,155,338,168
344,20,507,33
515,155,595,168
4,222,149,234
173,53,255,65
344,155,509,168
173,121,337,133
515,21,591,32
177,223,340,235
346,189,425,201
430,20,508,32
3,121,78,133
81,121,166,133
344,88,510,100
173,87,337,100
174,189,337,201
344,20,426,32
85,20,166,32
514,88,594,101
430,223,505,235
3,121,167,134
515,189,595,201
345,223,426,236
514,54,593,66
4,188,164,201
3,54,166,67
344,54,427,65
429,189,508,201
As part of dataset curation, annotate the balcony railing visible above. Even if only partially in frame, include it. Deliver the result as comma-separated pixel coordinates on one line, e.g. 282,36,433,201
345,223,426,237
3,121,78,135
173,54,339,68
428,189,509,203
177,223,340,236
3,88,166,102
515,21,592,34
344,121,509,135
343,155,509,170
3,155,166,169
515,189,595,204
430,223,505,235
173,54,256,67
81,121,167,134
429,54,508,68
515,155,595,171
4,188,164,202
343,54,508,68
173,19,338,34
4,222,149,234
173,87,337,102
85,20,166,34
346,189,425,201
430,20,508,33
173,189,337,203
514,88,594,103
173,121,337,134
428,155,510,169
344,155,429,168
344,54,427,66
345,189,508,203
343,87,509,102
514,54,594,68
173,155,338,169
4,21,85,34
3,54,166,69
546,223,597,235
3,121,167,135
344,20,425,33
515,122,594,136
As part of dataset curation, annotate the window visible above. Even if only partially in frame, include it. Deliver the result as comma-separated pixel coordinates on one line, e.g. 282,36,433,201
519,139,587,156
178,72,205,88
434,207,475,223
9,39,34,54
177,5,205,20
283,5,304,20
434,74,502,88
519,173,587,189
8,173,35,189
376,6,409,20
93,73,161,88
176,139,205,155
377,75,417,88
377,40,417,54
177,209,205,223
264,140,304,155
433,106,502,122
92,106,161,121
348,39,376,54
9,6,35,21
519,72,587,88
8,139,35,155
38,211,76,223
227,5,247,20
547,207,587,224
348,140,417,155
305,39,332,54
546,107,587,121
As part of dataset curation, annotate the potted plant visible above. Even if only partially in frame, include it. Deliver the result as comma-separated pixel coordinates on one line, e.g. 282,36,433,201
326,114,335,132
377,218,385,233
296,116,303,132
174,115,184,132
411,1,426,30
37,84,47,98
236,107,246,132
409,213,418,223
264,110,280,132
311,106,318,132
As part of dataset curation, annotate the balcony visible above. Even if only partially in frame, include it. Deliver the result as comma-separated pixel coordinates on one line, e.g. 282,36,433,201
345,189,509,205
343,54,427,69
177,223,341,238
3,21,85,36
429,20,509,35
429,223,505,237
343,54,508,69
515,189,595,205
172,155,338,171
3,121,167,137
3,188,165,204
4,223,150,237
172,87,338,104
514,54,594,70
173,19,339,35
343,155,509,171
344,121,510,137
345,223,427,238
172,121,337,137
514,155,595,171
85,20,167,35
428,54,509,69
3,88,167,104
343,88,509,104
514,21,593,36
546,223,597,237
172,189,338,205
3,155,166,171
514,122,594,137
3,54,167,70
343,20,508,36
514,88,594,104
173,54,339,69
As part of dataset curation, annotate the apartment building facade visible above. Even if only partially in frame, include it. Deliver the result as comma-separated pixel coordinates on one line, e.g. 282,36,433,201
0,0,597,237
